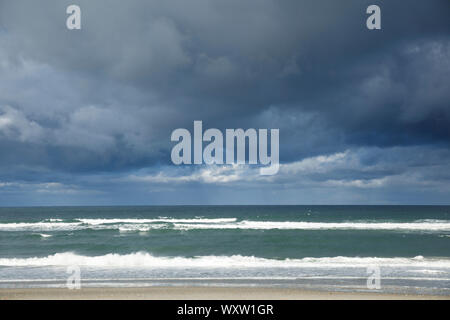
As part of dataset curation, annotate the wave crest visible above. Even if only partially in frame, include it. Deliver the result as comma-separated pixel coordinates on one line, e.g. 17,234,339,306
1,218,449,232
1,252,450,268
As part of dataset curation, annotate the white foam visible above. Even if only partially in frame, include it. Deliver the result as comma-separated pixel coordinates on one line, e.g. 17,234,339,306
0,218,237,232
413,269,446,274
78,218,237,225
1,218,449,232
1,252,450,268
37,233,52,238
174,220,450,231
118,224,166,232
0,222,82,231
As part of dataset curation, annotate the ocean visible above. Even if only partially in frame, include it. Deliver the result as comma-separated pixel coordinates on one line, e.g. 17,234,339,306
0,205,449,295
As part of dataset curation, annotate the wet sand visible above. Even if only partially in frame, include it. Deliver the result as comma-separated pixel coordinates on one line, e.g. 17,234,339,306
1,287,448,300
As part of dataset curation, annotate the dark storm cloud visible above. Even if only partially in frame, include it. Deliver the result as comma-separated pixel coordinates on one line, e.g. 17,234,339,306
0,0,449,204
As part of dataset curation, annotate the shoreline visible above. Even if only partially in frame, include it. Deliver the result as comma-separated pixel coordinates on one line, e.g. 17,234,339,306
1,286,449,300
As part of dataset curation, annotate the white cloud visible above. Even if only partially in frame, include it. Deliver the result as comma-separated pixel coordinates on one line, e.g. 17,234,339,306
128,165,247,184
124,146,450,193
0,105,45,143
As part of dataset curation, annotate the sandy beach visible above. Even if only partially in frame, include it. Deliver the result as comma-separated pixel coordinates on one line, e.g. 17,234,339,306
1,287,448,300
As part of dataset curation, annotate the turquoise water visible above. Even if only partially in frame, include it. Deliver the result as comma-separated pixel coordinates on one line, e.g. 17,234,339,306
0,206,449,294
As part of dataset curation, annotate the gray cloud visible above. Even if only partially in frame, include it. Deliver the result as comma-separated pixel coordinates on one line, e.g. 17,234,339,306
0,0,449,204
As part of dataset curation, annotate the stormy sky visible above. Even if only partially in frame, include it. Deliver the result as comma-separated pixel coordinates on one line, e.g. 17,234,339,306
0,0,449,205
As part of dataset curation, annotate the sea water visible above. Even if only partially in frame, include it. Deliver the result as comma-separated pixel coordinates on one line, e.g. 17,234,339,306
0,205,449,294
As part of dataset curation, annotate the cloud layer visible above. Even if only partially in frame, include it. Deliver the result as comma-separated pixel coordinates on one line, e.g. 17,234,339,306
0,0,449,205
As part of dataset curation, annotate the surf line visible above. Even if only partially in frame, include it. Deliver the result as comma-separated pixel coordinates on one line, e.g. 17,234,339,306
171,121,279,175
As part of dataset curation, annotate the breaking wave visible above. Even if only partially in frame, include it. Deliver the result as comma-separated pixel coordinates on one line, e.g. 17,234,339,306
1,217,449,232
1,252,450,268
